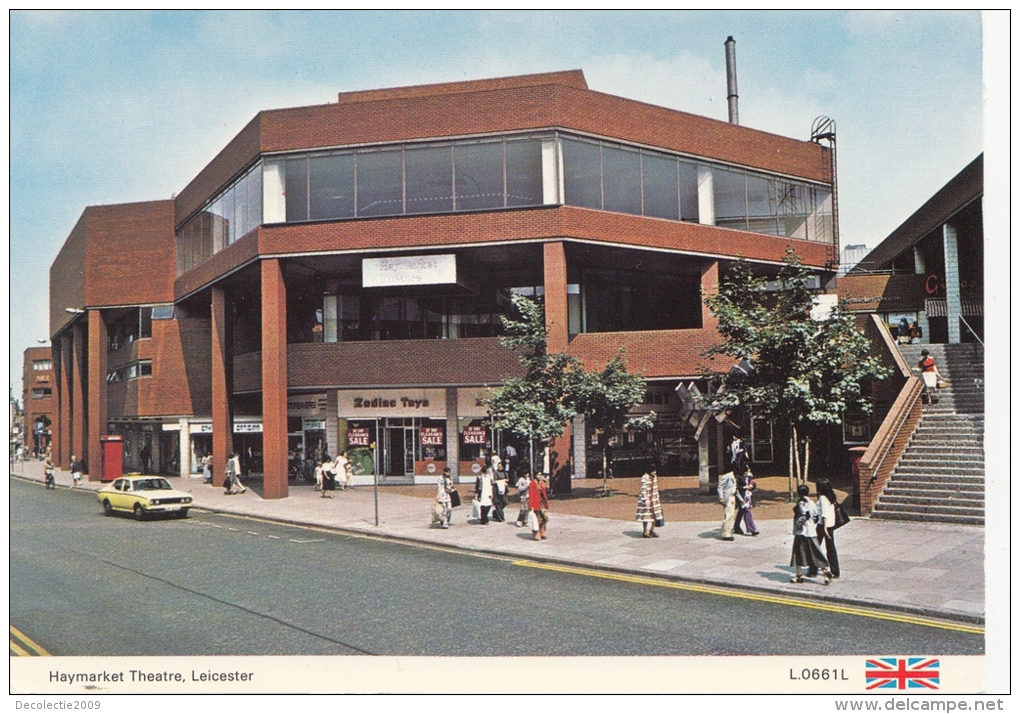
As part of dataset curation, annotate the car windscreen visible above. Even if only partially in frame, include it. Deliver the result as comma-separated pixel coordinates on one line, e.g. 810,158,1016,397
133,479,174,491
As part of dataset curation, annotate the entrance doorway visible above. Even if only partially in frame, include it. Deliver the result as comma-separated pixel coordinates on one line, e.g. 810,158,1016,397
382,418,418,482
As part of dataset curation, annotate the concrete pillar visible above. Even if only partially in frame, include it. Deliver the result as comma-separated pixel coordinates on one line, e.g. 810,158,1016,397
71,322,86,468
698,426,710,492
57,335,71,468
572,415,587,479
211,286,233,484
86,310,107,481
325,391,339,460
917,312,931,345
697,166,715,226
445,388,459,482
913,246,926,275
261,259,289,499
943,223,962,344
179,418,190,479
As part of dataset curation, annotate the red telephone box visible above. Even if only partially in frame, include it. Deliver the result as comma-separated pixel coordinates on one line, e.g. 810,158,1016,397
99,435,124,481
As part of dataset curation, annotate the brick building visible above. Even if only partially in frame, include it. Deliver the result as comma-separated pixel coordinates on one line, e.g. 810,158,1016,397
50,70,838,496
22,346,55,457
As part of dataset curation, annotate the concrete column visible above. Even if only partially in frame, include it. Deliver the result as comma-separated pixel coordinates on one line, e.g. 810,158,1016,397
57,335,71,468
445,388,460,482
572,415,587,479
179,418,190,478
543,242,569,353
71,322,86,468
697,166,715,226
86,310,107,481
917,312,931,345
325,390,339,460
698,426,710,492
261,259,289,499
211,286,233,484
913,245,926,275
943,223,962,344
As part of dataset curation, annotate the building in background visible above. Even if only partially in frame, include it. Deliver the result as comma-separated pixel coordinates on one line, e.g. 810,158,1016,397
840,154,983,345
50,70,838,495
22,347,54,458
838,243,869,276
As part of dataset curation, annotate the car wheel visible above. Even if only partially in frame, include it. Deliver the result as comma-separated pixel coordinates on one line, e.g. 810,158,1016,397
133,503,146,521
102,500,113,517
177,509,189,519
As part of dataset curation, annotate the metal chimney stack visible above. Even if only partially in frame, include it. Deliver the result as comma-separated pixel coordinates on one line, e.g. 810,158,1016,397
725,36,739,125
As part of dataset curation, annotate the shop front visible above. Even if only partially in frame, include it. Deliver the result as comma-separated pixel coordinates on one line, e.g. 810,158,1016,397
338,388,447,485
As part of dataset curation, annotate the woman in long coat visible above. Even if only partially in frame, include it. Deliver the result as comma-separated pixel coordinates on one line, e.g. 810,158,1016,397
475,466,494,524
790,484,831,584
636,465,664,538
815,478,841,579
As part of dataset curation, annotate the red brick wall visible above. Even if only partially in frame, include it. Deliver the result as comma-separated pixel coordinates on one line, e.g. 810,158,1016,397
839,273,929,313
567,328,724,377
50,214,88,338
22,347,55,455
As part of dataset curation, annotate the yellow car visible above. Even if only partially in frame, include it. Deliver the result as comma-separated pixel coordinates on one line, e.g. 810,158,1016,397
98,476,193,520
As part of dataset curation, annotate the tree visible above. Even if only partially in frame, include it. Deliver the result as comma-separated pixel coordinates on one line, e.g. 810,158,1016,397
573,352,654,496
704,249,890,497
483,294,586,477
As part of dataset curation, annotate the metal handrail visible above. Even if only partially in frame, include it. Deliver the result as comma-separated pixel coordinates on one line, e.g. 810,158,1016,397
959,315,985,347
861,376,922,483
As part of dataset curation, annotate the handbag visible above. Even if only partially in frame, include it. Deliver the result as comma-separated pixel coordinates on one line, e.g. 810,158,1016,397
449,489,461,508
654,516,665,528
832,500,851,530
936,377,948,389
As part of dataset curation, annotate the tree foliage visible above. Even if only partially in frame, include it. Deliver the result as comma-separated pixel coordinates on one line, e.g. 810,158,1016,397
704,250,890,491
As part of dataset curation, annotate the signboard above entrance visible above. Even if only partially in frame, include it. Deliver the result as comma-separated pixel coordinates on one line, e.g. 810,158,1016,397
362,254,457,288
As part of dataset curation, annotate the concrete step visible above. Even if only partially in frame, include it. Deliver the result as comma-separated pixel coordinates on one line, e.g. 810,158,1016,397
871,509,984,526
894,467,985,478
879,493,984,506
886,474,984,486
873,502,984,518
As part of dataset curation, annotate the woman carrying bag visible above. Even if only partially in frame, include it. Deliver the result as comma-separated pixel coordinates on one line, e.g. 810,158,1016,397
636,464,664,538
815,478,845,579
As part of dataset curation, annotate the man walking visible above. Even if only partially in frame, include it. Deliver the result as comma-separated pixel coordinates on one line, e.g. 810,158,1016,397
69,454,84,487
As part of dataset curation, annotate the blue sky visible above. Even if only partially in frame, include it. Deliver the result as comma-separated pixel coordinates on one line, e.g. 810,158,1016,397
8,10,993,395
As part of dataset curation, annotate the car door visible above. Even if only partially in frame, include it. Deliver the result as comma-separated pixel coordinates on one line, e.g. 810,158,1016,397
107,479,127,510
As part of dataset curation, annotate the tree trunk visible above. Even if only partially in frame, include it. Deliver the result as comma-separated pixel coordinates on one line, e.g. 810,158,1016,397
601,446,610,495
793,423,803,485
802,435,811,486
788,419,795,501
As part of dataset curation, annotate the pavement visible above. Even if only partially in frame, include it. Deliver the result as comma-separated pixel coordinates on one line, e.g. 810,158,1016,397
11,459,985,624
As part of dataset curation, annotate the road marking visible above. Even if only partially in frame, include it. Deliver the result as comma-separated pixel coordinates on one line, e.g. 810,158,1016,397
512,561,984,635
267,535,280,539
10,626,51,656
228,527,240,532
288,538,325,544
247,531,259,536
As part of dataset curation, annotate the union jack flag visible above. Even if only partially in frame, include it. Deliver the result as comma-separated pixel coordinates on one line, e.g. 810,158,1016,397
865,658,940,690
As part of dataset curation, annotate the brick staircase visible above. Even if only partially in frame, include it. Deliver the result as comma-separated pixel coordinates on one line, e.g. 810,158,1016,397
871,343,984,526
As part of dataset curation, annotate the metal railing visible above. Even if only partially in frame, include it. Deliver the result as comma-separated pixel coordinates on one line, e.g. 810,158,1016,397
959,315,985,347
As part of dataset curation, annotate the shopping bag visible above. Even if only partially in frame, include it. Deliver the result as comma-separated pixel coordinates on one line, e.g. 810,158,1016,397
472,499,481,521
449,489,461,507
431,502,446,524
527,509,539,531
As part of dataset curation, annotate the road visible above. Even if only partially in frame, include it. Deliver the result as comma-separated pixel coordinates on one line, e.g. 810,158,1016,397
10,477,983,657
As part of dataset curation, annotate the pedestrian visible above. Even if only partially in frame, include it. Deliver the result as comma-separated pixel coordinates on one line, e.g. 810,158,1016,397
504,444,517,475
201,453,213,484
224,453,246,494
44,457,56,489
636,464,664,538
909,321,922,344
335,451,353,490
718,468,737,540
514,471,532,527
69,454,84,487
790,484,832,584
729,434,747,472
435,466,453,528
733,465,760,536
491,464,508,522
140,443,152,473
320,453,335,498
528,473,550,541
896,316,910,345
475,465,494,524
917,348,945,404
815,478,841,579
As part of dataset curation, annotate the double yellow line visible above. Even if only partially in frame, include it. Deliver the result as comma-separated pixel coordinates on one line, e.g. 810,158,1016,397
10,626,50,656
513,561,985,635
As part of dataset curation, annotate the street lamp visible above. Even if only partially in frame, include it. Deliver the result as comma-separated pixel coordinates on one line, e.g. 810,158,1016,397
65,308,85,315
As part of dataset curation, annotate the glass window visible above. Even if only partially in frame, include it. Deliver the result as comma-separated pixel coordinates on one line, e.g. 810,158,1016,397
455,142,504,211
746,174,778,235
222,186,236,245
210,197,226,253
810,188,833,243
245,166,262,235
139,361,152,377
777,181,808,239
323,295,338,343
405,145,453,214
602,145,642,215
139,307,153,339
285,157,309,222
505,139,544,207
713,167,747,230
679,161,700,222
357,149,404,217
32,388,52,399
641,152,679,221
151,305,174,320
310,154,355,220
561,137,602,209
33,360,52,371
